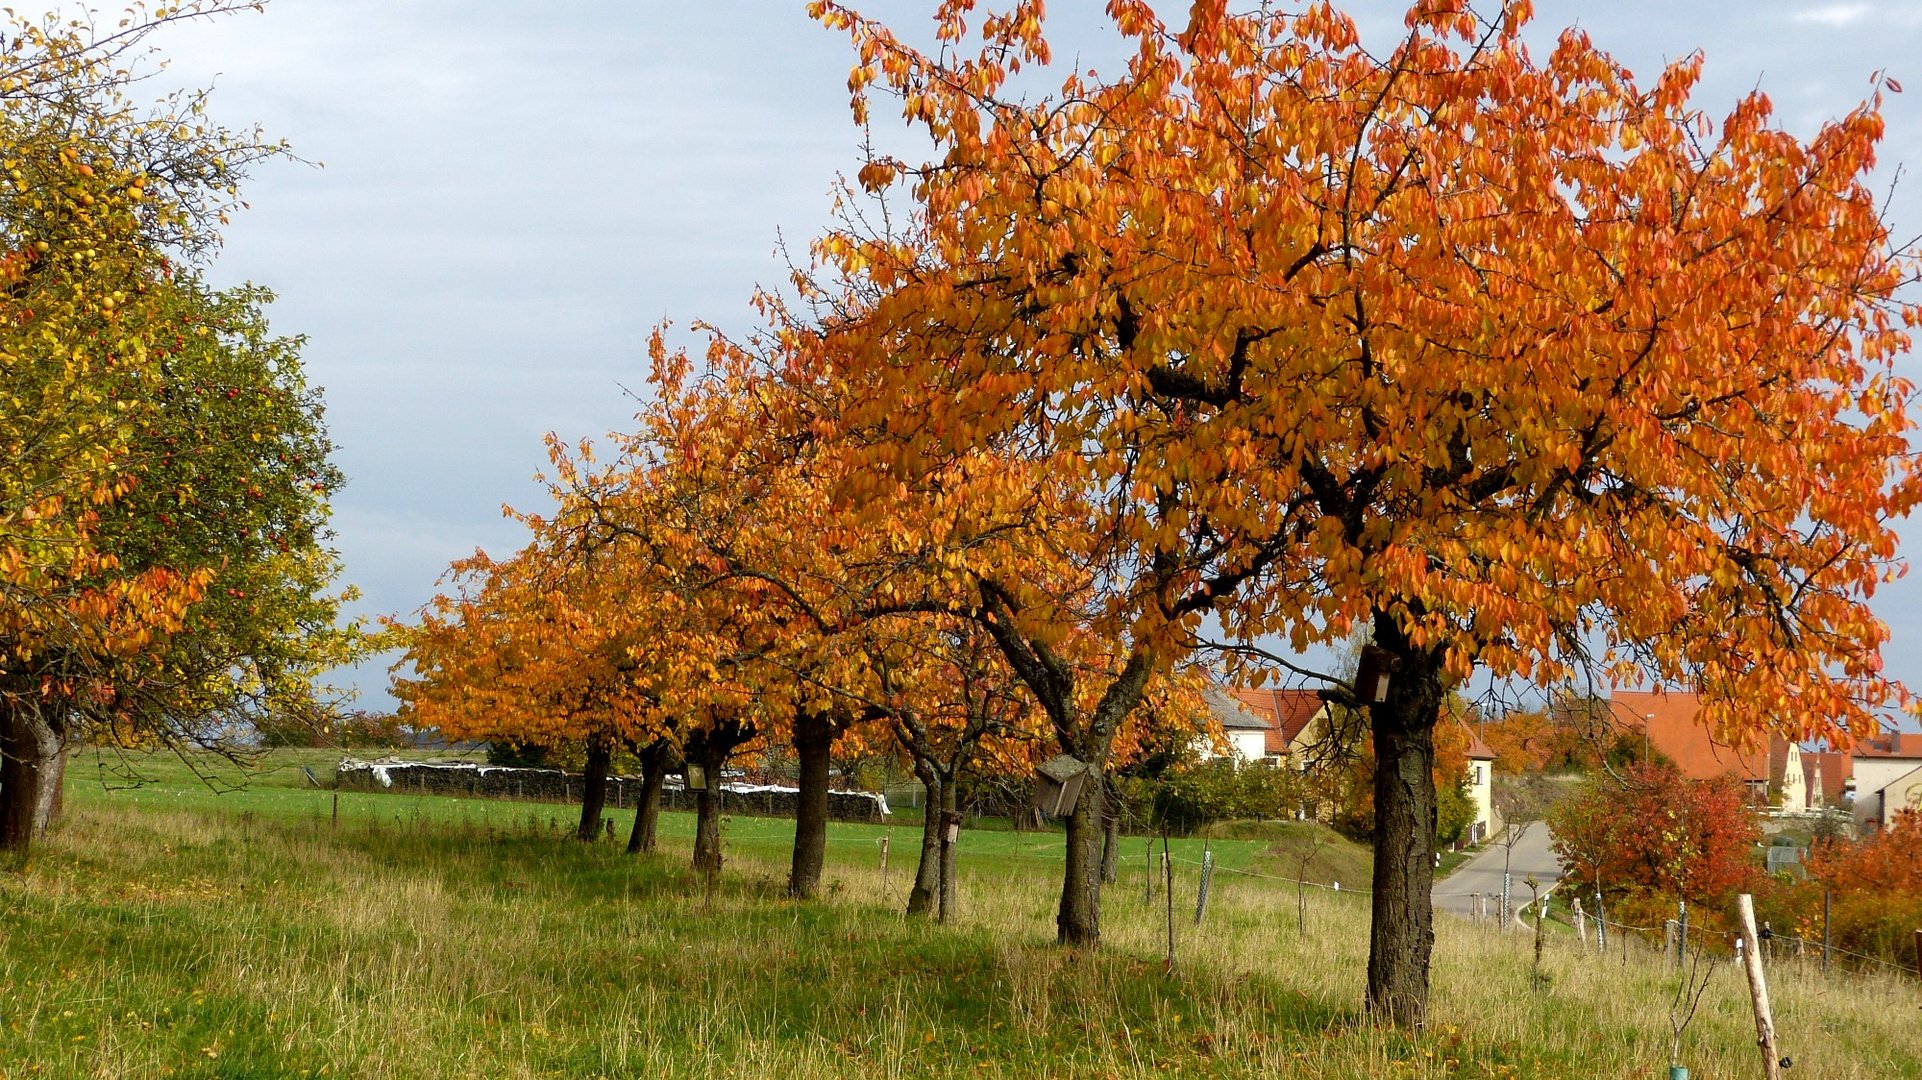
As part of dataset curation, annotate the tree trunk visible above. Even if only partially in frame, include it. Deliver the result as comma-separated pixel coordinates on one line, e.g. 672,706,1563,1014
692,776,723,877
937,781,960,922
1100,778,1123,885
44,742,67,830
576,737,611,842
627,741,670,855
906,773,942,917
787,710,836,899
688,720,750,877
1056,761,1106,946
1365,636,1445,1029
0,707,61,862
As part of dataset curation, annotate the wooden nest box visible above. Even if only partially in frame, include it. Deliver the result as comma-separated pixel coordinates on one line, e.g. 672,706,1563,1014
1033,755,1091,818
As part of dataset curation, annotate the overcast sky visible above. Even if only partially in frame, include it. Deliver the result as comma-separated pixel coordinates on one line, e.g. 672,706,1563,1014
143,1,1922,720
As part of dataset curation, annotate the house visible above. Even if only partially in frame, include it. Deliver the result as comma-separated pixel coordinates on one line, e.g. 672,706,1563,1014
1211,681,1498,843
1462,720,1498,845
1769,739,1810,812
1199,687,1273,762
1217,684,1328,764
1848,732,1922,828
1605,691,1788,804
1806,750,1851,810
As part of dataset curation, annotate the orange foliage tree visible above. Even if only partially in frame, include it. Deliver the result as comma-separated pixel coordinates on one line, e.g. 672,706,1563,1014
804,0,1917,1024
1750,809,1922,969
392,539,676,845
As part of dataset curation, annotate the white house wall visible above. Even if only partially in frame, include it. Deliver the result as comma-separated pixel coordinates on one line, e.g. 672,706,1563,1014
1852,756,1922,825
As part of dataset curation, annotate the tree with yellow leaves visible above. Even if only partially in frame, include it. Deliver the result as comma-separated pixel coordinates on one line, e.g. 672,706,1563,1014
0,2,349,862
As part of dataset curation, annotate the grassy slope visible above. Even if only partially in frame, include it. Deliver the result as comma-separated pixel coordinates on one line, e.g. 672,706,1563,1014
0,750,1914,1078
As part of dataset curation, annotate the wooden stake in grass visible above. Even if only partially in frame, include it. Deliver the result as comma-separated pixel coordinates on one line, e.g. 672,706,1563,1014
1821,889,1831,974
1736,894,1781,1080
1161,829,1175,973
1194,846,1214,926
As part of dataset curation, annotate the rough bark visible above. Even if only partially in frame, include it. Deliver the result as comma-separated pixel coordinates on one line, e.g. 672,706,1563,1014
688,718,753,877
937,782,960,922
1365,633,1445,1029
0,707,61,862
1100,779,1124,885
906,772,942,917
692,776,723,877
575,737,612,842
1056,763,1106,946
627,740,670,855
787,710,838,899
44,744,67,830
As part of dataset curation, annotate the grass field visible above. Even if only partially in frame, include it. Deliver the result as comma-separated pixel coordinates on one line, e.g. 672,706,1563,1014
0,749,1917,1078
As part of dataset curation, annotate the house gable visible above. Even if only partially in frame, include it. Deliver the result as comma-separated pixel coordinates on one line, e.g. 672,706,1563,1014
1878,763,1922,826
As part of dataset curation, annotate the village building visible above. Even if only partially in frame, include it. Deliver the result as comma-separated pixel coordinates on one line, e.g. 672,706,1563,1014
1846,732,1922,828
1604,690,1791,805
1206,682,1498,844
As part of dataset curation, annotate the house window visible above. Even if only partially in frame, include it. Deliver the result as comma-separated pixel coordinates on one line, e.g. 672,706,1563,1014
1473,765,1483,786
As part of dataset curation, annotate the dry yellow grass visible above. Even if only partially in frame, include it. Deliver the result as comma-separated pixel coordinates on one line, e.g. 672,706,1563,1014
0,771,1915,1078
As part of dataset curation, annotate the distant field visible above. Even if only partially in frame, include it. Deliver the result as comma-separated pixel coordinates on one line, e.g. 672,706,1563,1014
0,749,1914,1078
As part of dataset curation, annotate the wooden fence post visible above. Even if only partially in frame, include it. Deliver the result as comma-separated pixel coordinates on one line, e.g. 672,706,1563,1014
1821,889,1831,974
1161,833,1175,972
1572,897,1586,949
1737,894,1782,1080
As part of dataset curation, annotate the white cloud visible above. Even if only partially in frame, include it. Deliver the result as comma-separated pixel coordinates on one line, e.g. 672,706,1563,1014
1790,2,1875,26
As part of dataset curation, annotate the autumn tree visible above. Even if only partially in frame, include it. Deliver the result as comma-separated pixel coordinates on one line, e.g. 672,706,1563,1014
541,350,850,892
0,2,343,860
1759,809,1922,967
1548,763,1760,928
393,541,666,844
805,0,1916,1025
844,614,1058,919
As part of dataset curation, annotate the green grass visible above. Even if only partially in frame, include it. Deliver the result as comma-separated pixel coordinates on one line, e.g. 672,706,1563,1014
0,750,1916,1078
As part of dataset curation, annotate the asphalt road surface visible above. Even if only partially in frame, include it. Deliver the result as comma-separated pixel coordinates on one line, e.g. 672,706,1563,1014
1433,822,1563,920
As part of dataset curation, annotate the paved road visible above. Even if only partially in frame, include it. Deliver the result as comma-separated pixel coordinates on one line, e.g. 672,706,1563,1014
1433,823,1563,919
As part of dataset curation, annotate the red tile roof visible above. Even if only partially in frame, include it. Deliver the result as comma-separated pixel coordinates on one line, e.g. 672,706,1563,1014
1462,720,1496,760
1220,685,1325,756
1854,732,1922,759
1605,691,1778,783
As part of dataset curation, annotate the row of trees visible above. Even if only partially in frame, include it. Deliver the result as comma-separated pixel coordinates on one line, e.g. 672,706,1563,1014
0,3,354,859
399,0,1916,1027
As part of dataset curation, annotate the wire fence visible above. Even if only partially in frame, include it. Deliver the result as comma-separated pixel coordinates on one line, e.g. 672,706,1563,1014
425,798,1919,982
1492,888,1922,981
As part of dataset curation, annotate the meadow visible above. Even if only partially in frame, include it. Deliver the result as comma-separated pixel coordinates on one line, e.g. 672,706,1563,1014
0,750,1916,1078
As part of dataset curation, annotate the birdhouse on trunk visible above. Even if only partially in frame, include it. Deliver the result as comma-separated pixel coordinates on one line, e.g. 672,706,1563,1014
1355,645,1397,706
1033,755,1090,818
